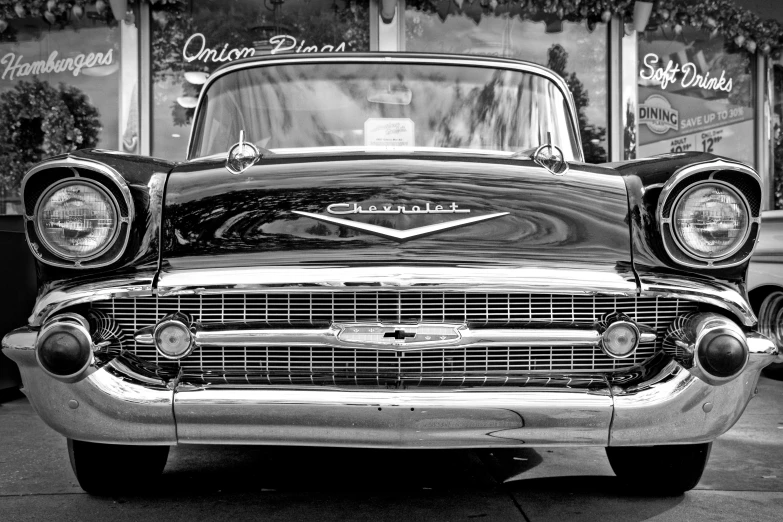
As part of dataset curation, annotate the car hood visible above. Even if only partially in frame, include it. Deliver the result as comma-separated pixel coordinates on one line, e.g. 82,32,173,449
161,154,632,278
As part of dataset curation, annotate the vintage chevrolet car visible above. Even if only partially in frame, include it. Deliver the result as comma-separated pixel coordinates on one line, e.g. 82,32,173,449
3,53,781,496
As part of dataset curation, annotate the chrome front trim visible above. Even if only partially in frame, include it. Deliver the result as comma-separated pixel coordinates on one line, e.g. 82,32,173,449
4,323,778,447
20,157,136,269
29,272,156,326
134,322,656,353
156,266,639,296
655,159,762,269
100,290,692,379
172,384,613,447
637,272,755,326
188,53,585,162
26,267,753,328
2,329,175,444
610,346,774,446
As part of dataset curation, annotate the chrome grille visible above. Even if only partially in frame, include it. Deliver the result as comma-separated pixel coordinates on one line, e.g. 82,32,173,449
91,292,697,384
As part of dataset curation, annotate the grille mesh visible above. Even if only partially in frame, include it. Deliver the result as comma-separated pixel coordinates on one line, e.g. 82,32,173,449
91,292,697,384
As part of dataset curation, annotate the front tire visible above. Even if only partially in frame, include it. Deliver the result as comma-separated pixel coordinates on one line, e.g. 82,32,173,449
67,438,169,495
606,442,712,495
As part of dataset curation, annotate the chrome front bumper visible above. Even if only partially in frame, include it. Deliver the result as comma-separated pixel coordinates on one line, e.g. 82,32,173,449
3,327,779,448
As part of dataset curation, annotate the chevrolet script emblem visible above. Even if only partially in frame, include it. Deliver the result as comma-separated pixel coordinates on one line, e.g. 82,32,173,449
335,323,464,349
292,203,508,241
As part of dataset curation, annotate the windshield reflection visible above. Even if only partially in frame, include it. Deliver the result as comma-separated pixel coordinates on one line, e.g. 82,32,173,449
192,62,578,159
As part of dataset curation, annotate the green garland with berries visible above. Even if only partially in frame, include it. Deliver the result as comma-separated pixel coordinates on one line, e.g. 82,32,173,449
407,0,783,58
3,1,783,57
0,0,119,23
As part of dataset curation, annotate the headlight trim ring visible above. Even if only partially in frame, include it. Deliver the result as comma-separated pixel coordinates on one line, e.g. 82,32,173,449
656,159,762,269
21,158,134,269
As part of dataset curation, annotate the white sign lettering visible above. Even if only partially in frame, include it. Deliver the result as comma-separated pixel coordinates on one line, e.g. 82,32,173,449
268,35,346,55
640,53,733,93
182,33,347,63
1,49,114,81
182,33,256,63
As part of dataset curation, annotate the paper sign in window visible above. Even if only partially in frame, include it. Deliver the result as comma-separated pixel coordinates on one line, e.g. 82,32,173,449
364,118,414,147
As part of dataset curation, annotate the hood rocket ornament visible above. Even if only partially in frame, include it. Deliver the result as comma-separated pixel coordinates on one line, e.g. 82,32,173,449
226,130,270,175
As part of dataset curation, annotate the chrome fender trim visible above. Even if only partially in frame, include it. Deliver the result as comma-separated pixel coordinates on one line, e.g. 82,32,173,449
2,328,175,444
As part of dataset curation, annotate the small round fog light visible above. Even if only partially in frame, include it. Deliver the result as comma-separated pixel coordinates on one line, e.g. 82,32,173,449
697,332,747,378
602,322,639,359
154,317,193,359
36,318,93,380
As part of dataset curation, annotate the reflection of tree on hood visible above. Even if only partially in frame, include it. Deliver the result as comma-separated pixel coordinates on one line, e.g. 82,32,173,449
547,44,606,163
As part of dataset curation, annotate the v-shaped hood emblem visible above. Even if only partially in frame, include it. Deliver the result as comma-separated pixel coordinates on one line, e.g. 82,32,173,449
291,210,509,242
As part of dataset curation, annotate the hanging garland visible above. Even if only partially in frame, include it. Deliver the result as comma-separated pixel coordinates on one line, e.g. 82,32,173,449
3,0,782,55
0,0,119,30
408,0,783,58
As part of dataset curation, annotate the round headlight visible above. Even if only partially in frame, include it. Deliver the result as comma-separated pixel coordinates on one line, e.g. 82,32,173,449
35,181,119,260
672,183,749,260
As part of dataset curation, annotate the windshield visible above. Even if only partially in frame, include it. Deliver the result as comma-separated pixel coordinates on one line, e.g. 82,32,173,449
190,61,579,160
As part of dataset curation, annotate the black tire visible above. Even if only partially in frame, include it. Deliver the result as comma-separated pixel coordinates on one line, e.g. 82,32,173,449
606,442,712,495
762,362,783,380
67,438,169,495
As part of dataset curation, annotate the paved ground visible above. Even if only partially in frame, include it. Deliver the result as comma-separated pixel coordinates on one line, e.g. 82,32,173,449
1,376,781,522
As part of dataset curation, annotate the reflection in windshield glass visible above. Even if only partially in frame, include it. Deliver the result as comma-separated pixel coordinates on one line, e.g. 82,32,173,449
192,62,578,159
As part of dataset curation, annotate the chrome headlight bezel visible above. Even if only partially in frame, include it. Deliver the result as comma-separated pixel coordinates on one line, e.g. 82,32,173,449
33,178,122,262
669,180,752,263
657,160,761,269
22,158,134,269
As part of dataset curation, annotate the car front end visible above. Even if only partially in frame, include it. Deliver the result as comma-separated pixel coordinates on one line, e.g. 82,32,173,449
3,53,780,495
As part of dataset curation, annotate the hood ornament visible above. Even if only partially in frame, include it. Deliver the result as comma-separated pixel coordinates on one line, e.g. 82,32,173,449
533,144,569,175
226,130,270,175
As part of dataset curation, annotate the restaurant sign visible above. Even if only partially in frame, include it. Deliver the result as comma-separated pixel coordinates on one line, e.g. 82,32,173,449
183,33,347,64
638,88,753,164
1,49,114,81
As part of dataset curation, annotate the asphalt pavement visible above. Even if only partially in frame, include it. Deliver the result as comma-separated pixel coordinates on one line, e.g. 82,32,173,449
1,376,781,522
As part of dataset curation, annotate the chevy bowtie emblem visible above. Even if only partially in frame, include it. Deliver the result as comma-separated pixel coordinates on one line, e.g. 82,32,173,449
335,323,464,349
292,207,508,241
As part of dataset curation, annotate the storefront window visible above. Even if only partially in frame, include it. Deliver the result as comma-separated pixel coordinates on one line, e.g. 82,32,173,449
150,0,370,160
403,1,608,163
0,5,130,215
636,27,755,166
